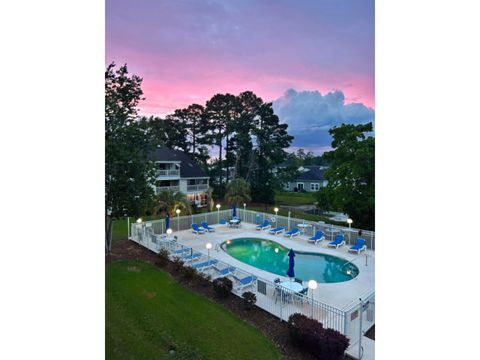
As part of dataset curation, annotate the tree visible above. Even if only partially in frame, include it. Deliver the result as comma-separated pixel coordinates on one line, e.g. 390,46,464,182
250,102,294,203
204,93,237,197
225,178,251,205
167,104,206,158
152,190,192,216
322,123,375,230
105,63,156,253
139,116,188,151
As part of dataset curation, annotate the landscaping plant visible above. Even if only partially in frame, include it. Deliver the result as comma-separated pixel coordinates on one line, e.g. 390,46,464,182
241,291,257,311
287,313,349,360
212,277,233,298
156,249,169,267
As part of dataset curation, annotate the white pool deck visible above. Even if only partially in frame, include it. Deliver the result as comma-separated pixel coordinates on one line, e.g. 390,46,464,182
172,222,375,310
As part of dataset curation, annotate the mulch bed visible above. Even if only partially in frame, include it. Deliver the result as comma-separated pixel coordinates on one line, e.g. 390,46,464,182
106,240,353,360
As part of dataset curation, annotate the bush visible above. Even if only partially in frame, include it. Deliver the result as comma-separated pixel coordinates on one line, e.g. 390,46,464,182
156,249,169,267
180,265,198,280
242,291,257,310
171,257,184,273
212,277,233,298
288,313,349,360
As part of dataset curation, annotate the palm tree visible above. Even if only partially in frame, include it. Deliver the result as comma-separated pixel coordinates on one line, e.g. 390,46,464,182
225,178,251,205
153,190,192,216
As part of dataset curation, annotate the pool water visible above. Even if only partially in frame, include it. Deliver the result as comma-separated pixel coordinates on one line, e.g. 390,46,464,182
221,237,359,283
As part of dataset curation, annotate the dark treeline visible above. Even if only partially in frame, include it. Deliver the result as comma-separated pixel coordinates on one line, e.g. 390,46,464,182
139,91,294,204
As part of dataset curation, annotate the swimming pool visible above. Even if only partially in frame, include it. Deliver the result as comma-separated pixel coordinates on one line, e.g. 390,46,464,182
221,237,359,283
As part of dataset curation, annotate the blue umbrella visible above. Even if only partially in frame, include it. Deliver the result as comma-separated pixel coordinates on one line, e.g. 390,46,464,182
165,214,170,231
232,203,237,218
286,248,296,278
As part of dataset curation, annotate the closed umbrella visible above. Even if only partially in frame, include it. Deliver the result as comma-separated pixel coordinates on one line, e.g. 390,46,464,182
165,214,170,231
286,248,296,278
232,203,237,218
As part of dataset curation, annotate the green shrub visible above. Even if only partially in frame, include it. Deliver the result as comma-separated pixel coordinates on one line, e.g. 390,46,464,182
212,277,233,298
287,313,349,360
180,265,198,280
242,291,257,310
156,249,169,267
171,257,184,273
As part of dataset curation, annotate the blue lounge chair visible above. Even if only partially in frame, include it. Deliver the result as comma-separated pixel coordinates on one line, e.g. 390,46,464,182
212,266,236,278
171,247,190,257
328,234,345,249
349,238,367,254
284,228,300,238
308,230,325,244
256,220,270,230
192,259,219,270
231,274,257,291
201,221,215,232
269,226,285,235
219,218,227,225
191,223,206,234
182,252,202,262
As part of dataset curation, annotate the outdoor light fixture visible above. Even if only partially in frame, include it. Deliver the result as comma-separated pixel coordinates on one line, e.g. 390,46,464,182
166,228,172,235
206,242,213,261
243,203,246,212
226,240,231,244
274,248,279,253
176,209,181,232
347,218,353,244
136,218,142,223
308,279,318,318
216,204,221,223
308,279,318,290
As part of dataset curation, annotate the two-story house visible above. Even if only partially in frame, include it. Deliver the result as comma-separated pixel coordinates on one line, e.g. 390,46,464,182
283,166,329,193
149,146,210,207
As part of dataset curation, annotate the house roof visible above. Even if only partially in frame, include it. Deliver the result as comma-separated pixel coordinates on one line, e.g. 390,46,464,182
149,147,208,178
296,167,326,181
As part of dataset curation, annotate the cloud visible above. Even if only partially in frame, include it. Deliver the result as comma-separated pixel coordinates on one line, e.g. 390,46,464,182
272,89,374,153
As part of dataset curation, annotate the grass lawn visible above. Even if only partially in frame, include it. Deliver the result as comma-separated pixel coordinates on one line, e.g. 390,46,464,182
274,191,316,205
106,260,282,360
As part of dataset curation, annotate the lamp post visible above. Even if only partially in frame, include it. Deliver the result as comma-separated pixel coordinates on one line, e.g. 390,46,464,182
206,242,212,263
176,209,181,232
127,216,130,240
216,204,221,223
243,203,246,215
136,218,143,242
347,218,353,245
308,280,318,318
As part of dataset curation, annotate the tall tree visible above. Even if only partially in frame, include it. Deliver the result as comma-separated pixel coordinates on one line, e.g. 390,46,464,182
250,103,293,203
204,93,236,197
105,63,156,253
322,122,375,230
167,104,205,158
138,116,188,151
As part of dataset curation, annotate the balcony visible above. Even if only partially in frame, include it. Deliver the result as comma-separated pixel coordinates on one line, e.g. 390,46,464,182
156,169,180,177
156,186,180,194
187,184,208,192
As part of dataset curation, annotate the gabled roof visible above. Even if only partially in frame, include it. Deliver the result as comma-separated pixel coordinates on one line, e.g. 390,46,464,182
296,167,326,181
149,146,208,178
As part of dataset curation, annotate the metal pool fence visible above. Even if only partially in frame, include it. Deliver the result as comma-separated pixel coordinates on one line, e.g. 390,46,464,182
131,208,375,250
130,209,375,346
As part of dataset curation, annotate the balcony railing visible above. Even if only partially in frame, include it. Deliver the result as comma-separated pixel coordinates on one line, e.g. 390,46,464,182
156,169,180,177
187,184,208,192
156,186,180,193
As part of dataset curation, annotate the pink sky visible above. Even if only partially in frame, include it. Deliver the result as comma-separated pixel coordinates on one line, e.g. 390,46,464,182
106,0,374,117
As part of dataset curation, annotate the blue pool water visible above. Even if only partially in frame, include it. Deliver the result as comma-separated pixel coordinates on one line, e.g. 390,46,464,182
221,237,358,283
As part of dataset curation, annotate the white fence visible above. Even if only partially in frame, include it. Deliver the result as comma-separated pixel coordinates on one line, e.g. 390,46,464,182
130,208,375,345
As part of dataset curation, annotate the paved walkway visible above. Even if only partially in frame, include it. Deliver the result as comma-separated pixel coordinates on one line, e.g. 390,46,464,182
346,336,375,360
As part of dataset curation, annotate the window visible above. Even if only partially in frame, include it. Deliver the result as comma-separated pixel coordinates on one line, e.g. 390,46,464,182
297,183,304,191
310,183,319,191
